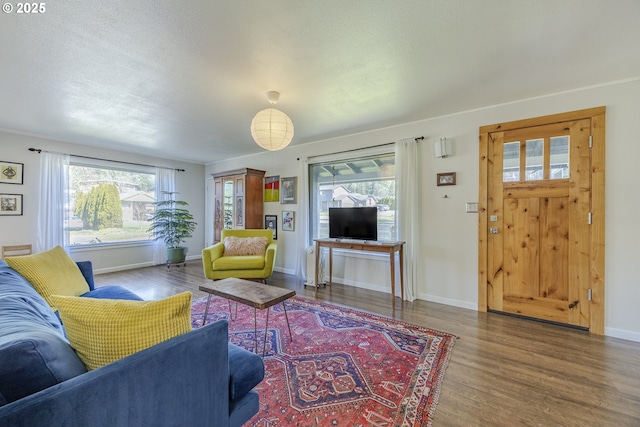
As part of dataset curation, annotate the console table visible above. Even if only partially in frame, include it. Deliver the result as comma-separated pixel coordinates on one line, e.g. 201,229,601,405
314,239,405,308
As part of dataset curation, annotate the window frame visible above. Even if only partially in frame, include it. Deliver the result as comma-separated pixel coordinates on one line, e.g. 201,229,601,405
67,159,157,248
307,148,396,247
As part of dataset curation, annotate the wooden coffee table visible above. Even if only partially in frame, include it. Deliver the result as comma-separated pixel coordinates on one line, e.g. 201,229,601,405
199,278,296,356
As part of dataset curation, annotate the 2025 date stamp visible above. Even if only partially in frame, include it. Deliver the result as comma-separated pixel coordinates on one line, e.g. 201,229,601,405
3,2,46,13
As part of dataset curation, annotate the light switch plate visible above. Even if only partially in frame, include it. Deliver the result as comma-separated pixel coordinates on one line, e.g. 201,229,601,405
466,202,478,213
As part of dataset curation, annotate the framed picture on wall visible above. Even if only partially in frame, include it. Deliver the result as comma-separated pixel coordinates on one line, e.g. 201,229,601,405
265,214,277,240
264,176,280,202
0,161,24,185
437,172,456,186
280,176,297,204
282,211,295,231
0,194,23,216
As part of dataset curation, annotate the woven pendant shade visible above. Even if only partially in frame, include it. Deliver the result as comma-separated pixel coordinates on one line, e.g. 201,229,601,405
250,107,294,151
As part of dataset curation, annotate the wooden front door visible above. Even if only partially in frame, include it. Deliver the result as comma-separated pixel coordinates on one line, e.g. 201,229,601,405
479,108,606,334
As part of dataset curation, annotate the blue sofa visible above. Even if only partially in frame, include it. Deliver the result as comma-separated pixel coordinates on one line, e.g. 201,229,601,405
0,259,264,427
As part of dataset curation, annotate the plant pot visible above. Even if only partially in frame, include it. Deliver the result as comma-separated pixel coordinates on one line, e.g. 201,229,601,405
166,246,188,264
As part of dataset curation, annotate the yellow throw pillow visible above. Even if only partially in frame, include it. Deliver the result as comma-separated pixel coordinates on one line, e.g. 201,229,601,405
5,245,90,310
50,292,192,370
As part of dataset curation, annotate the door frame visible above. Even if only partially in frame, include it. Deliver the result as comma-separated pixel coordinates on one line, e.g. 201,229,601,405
478,107,606,334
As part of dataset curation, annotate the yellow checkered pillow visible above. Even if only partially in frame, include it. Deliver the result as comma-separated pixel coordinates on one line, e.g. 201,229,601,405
50,292,192,370
5,245,89,310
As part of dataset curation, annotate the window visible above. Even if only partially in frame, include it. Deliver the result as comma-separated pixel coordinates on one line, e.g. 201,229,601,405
309,153,395,243
68,163,156,246
502,135,570,182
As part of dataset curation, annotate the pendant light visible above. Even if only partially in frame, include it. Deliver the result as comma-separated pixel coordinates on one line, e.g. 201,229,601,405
250,91,294,151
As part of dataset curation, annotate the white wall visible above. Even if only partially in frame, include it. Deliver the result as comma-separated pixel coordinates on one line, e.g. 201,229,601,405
205,78,640,342
0,132,206,273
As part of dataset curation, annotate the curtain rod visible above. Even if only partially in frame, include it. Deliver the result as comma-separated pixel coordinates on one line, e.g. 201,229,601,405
298,136,423,161
28,148,185,172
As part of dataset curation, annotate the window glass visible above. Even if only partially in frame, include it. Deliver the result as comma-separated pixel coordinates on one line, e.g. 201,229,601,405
309,153,395,243
68,164,156,246
503,141,520,182
525,138,544,180
550,136,570,179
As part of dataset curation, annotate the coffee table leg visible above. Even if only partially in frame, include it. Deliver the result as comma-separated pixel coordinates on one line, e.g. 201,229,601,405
282,301,293,341
254,307,258,355
202,294,212,326
263,308,270,357
228,300,238,321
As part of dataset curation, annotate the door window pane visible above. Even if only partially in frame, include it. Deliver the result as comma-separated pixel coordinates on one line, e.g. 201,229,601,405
525,139,544,181
503,141,520,182
550,136,570,179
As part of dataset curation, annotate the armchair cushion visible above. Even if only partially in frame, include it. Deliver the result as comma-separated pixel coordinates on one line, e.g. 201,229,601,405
213,255,266,271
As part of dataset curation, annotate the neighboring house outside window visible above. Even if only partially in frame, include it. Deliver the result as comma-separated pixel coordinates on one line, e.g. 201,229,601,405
68,163,156,246
309,153,395,244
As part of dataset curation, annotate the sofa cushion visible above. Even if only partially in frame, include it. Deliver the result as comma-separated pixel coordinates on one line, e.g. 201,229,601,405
51,292,192,370
213,255,266,271
0,294,87,406
0,260,65,336
228,343,265,402
223,236,268,256
81,286,144,301
5,246,90,311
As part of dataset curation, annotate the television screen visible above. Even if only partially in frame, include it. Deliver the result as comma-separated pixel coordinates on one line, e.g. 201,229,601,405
328,207,378,241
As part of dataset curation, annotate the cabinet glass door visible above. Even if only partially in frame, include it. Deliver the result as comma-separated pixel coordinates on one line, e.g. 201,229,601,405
223,180,234,229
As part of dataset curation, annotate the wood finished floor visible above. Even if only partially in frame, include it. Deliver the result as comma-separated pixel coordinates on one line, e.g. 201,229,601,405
95,265,640,427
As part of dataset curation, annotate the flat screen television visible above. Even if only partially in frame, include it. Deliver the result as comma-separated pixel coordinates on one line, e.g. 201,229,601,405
328,207,378,241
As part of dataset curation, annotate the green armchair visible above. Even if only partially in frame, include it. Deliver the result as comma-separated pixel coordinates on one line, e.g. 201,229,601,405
202,229,277,283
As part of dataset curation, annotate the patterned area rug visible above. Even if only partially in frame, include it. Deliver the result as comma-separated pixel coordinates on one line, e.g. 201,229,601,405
191,296,456,427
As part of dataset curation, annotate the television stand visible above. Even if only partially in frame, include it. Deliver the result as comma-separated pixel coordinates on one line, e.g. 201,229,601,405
313,239,405,309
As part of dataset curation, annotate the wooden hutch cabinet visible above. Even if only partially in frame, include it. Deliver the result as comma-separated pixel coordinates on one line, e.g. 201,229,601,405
212,168,265,243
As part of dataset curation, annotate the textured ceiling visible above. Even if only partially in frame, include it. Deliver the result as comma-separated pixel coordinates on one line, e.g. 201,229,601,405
1,0,640,164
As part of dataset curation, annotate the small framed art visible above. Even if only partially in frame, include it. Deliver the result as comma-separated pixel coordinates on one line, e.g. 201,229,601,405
280,176,297,204
0,161,24,185
437,172,456,186
0,194,23,216
265,214,277,240
282,211,295,231
264,176,280,202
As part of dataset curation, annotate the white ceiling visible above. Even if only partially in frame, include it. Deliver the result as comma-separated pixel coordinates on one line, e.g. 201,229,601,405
2,0,640,164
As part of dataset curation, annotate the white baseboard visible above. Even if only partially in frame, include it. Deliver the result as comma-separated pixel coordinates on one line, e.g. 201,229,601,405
94,262,154,275
339,278,390,294
94,255,202,275
417,292,477,311
604,327,640,343
274,266,296,276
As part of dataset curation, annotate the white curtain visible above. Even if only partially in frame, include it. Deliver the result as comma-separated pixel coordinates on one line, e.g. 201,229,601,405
37,152,70,253
153,168,175,265
295,157,310,280
395,138,420,301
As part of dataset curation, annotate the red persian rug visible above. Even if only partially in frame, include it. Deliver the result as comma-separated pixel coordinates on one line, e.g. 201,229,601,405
191,296,456,427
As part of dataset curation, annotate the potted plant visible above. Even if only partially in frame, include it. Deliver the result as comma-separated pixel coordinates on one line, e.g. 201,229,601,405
147,191,197,265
